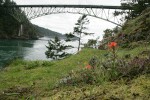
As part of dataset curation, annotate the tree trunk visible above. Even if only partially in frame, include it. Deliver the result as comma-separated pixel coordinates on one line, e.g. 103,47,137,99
77,33,82,52
78,37,81,52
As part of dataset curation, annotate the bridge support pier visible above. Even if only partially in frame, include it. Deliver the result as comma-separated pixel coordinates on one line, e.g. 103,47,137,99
18,24,23,36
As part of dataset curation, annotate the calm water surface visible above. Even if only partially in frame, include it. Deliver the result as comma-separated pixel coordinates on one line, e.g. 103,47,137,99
0,37,78,68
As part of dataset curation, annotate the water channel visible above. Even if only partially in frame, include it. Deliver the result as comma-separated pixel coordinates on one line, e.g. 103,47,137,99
0,37,78,68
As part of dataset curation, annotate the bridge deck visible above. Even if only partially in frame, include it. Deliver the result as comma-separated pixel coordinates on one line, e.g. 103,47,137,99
1,5,132,10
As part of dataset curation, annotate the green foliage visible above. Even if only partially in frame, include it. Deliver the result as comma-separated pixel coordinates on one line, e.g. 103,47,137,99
103,29,113,39
120,0,150,19
84,39,97,48
65,32,76,41
45,36,72,60
98,28,116,50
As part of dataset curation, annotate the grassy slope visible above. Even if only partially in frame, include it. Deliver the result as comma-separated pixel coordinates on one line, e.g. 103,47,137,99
0,46,150,99
121,8,150,35
0,8,150,100
0,49,107,98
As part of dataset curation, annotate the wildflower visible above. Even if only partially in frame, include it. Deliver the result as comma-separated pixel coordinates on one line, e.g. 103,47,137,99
108,42,117,49
108,42,118,61
85,64,92,69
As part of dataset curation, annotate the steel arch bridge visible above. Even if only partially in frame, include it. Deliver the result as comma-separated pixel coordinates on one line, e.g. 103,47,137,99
2,5,132,27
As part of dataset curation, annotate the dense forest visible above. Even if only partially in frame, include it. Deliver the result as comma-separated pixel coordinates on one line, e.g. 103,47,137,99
0,0,63,39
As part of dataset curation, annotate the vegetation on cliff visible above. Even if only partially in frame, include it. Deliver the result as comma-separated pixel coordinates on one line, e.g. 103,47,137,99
0,0,63,39
0,0,38,39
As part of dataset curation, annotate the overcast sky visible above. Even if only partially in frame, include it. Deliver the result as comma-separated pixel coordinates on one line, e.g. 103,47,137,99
13,0,121,40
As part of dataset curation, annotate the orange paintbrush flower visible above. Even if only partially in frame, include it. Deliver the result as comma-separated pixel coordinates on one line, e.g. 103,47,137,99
108,42,117,49
85,64,92,69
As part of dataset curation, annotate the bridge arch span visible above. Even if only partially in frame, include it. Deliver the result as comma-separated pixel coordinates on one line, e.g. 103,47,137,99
29,11,122,27
4,5,131,26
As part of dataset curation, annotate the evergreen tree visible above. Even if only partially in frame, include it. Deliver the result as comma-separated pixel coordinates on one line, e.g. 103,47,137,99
45,36,72,60
85,39,97,48
65,32,75,41
103,29,113,39
120,0,150,19
73,14,93,52
102,29,114,45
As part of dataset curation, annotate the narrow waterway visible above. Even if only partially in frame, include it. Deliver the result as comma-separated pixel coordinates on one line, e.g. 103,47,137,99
0,37,78,68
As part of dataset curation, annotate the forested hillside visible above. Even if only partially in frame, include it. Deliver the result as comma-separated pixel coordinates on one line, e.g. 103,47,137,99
0,0,38,39
34,25,65,38
0,0,64,39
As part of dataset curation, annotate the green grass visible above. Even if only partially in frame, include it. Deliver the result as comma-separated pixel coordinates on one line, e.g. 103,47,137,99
118,43,150,57
0,47,150,99
0,48,107,96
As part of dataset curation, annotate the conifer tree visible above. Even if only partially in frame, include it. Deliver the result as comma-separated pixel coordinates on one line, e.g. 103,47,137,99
73,15,93,52
45,36,72,60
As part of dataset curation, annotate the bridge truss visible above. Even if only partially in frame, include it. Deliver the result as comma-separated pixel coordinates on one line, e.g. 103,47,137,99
3,5,132,26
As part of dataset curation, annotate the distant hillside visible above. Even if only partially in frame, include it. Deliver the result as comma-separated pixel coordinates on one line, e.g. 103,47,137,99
34,25,65,38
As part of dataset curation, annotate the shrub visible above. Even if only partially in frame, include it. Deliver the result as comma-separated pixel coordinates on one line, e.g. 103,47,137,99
58,69,94,86
125,56,150,77
58,49,150,87
102,56,150,80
